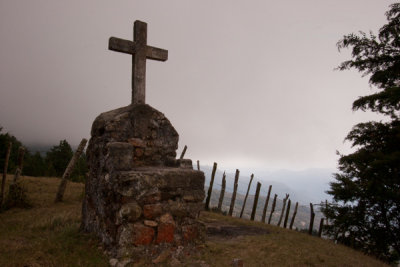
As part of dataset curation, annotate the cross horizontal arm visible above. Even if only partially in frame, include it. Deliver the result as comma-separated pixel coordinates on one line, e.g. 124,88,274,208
109,37,168,61
109,37,135,54
146,46,168,61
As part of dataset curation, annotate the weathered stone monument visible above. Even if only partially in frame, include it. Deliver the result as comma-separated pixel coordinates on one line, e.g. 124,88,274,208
81,21,205,264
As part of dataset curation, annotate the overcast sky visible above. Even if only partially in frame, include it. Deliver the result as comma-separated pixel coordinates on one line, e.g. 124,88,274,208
0,0,395,171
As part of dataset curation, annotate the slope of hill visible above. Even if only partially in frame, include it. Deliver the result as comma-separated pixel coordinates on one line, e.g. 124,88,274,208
0,175,387,266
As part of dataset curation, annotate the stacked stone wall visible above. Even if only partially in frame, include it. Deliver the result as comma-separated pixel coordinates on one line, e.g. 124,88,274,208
81,104,205,262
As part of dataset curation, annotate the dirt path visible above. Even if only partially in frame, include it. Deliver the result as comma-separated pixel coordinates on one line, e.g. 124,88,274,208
199,212,270,243
205,220,270,240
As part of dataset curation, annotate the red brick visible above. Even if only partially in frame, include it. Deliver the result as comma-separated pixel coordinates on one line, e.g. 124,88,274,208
133,223,155,246
156,213,175,244
156,223,175,244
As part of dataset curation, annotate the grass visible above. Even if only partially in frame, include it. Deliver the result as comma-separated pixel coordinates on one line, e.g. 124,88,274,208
197,212,388,266
0,175,108,267
196,212,388,267
0,175,389,267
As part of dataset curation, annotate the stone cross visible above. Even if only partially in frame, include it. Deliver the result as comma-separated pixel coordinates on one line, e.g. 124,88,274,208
109,20,168,105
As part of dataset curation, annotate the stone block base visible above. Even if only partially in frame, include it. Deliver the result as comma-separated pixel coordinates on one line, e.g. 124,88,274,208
82,167,205,261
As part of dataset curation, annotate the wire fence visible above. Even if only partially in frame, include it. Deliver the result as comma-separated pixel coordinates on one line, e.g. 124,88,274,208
198,160,327,236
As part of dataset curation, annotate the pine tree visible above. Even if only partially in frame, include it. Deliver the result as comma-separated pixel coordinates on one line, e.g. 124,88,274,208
0,126,23,174
45,140,73,177
323,4,400,263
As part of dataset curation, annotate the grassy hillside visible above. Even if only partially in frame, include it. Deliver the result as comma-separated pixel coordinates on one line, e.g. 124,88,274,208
0,175,388,266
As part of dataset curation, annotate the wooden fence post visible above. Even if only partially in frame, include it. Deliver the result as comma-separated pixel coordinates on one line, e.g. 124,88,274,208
289,202,298,230
228,169,240,216
197,160,200,171
179,145,187,159
240,174,254,218
250,182,261,221
12,147,25,184
283,199,291,228
308,203,315,235
261,185,272,223
0,142,12,205
318,218,324,237
55,138,87,202
325,199,328,225
217,171,226,211
205,162,217,210
278,194,289,226
268,194,277,224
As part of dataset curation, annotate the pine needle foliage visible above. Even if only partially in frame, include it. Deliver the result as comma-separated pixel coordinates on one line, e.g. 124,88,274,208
323,4,400,263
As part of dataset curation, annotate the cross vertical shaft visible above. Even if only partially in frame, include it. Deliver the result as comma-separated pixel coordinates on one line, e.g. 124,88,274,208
108,20,168,105
132,21,147,104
